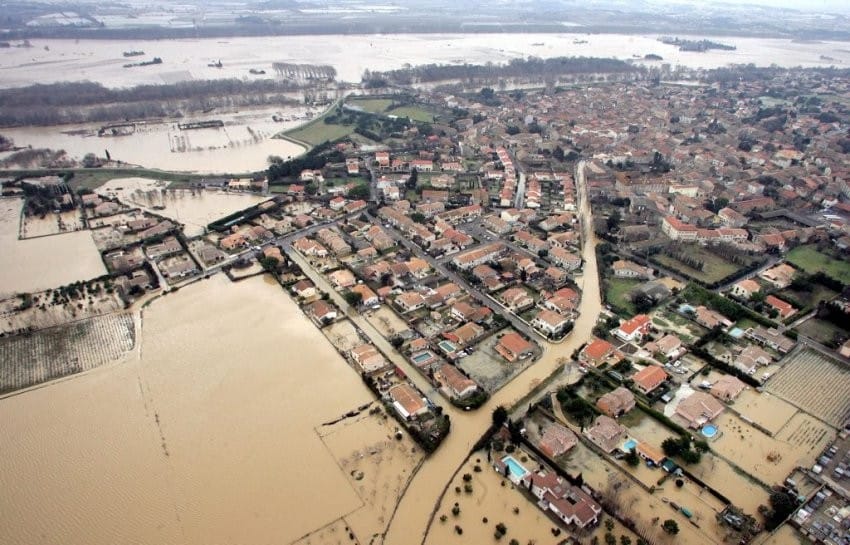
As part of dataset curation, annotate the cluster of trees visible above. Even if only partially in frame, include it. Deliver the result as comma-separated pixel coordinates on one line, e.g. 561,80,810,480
555,385,599,427
363,56,638,86
760,490,798,531
0,79,304,126
661,435,709,465
266,140,344,182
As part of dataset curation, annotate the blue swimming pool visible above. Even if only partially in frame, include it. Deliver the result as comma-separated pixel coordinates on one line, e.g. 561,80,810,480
502,455,529,478
623,438,638,452
438,340,457,353
701,424,718,438
412,351,434,364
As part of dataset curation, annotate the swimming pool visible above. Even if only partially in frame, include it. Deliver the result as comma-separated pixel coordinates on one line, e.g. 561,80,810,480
502,455,529,479
438,340,457,353
622,438,638,452
411,351,435,364
701,424,718,438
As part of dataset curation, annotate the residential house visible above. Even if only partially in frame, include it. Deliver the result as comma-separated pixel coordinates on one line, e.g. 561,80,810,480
388,383,428,420
292,237,328,258
710,375,746,402
693,306,733,330
395,292,426,313
328,269,356,289
596,387,636,418
350,344,389,373
532,309,571,337
351,284,379,307
765,295,797,319
549,246,582,271
585,415,627,453
731,279,761,300
733,345,773,374
760,263,796,289
306,300,337,324
645,334,683,360
581,338,616,367
746,326,795,353
661,216,698,241
292,279,317,299
538,423,578,457
444,322,485,347
500,287,534,312
434,363,478,399
674,391,724,429
632,365,668,395
613,314,652,343
612,260,653,280
496,332,535,362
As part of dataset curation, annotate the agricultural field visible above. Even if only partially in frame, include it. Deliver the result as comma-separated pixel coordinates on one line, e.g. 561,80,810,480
0,313,135,394
604,277,640,316
786,244,850,284
767,348,850,428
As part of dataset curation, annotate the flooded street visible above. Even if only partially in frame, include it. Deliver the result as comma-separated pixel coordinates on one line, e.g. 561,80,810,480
0,198,105,297
1,34,848,89
0,274,377,545
384,161,602,544
1,107,307,173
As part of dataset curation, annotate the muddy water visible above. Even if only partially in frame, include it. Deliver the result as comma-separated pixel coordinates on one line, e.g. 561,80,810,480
1,34,848,89
98,177,266,236
0,274,375,545
384,161,602,544
2,107,307,173
0,198,106,297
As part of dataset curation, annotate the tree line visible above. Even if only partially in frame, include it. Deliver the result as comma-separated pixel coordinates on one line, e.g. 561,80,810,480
0,79,306,127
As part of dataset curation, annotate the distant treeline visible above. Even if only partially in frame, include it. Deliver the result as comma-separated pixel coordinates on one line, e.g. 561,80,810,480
0,79,305,127
363,56,639,86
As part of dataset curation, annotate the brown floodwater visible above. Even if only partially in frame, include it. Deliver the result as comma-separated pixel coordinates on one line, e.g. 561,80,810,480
0,198,106,298
98,177,267,237
0,274,377,545
1,107,307,173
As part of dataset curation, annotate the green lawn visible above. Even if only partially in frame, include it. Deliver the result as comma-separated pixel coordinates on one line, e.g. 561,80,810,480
786,245,850,284
346,98,393,113
283,119,354,147
605,277,640,316
388,105,435,123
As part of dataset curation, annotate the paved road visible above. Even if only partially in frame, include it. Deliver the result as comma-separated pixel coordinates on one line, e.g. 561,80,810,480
383,159,603,545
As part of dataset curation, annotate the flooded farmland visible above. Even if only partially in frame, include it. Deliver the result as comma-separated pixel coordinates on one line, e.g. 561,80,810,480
0,198,106,297
1,34,849,89
0,274,388,545
1,107,307,173
98,177,267,237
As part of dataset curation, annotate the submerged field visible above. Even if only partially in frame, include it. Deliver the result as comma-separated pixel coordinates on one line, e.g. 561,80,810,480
0,274,386,545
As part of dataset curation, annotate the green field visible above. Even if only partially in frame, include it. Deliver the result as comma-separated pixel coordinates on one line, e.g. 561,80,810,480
786,245,850,284
778,284,838,313
346,98,393,113
283,119,354,147
604,277,641,316
388,106,435,123
654,245,743,284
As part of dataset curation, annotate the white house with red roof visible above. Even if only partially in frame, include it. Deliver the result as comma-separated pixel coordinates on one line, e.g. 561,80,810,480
613,314,652,342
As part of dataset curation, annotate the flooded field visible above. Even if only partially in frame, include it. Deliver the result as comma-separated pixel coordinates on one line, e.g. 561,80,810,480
21,209,84,238
1,107,308,173
0,274,381,545
97,177,266,236
425,453,569,545
711,411,833,485
732,387,799,436
366,304,411,339
0,198,106,297
0,313,135,394
767,347,850,428
1,34,849,90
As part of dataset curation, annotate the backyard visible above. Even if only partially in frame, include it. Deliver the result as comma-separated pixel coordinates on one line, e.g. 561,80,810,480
604,277,640,316
653,245,746,285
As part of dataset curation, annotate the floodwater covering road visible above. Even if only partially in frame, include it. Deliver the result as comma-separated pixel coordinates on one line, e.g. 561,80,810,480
384,160,602,544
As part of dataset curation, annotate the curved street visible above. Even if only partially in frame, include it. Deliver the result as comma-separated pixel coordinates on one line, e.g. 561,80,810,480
383,160,603,545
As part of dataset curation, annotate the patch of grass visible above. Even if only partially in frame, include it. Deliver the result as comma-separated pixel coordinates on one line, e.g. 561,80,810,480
347,98,393,113
284,119,354,147
605,277,640,315
654,246,742,285
786,245,850,285
388,105,435,123
795,317,849,348
778,284,838,313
